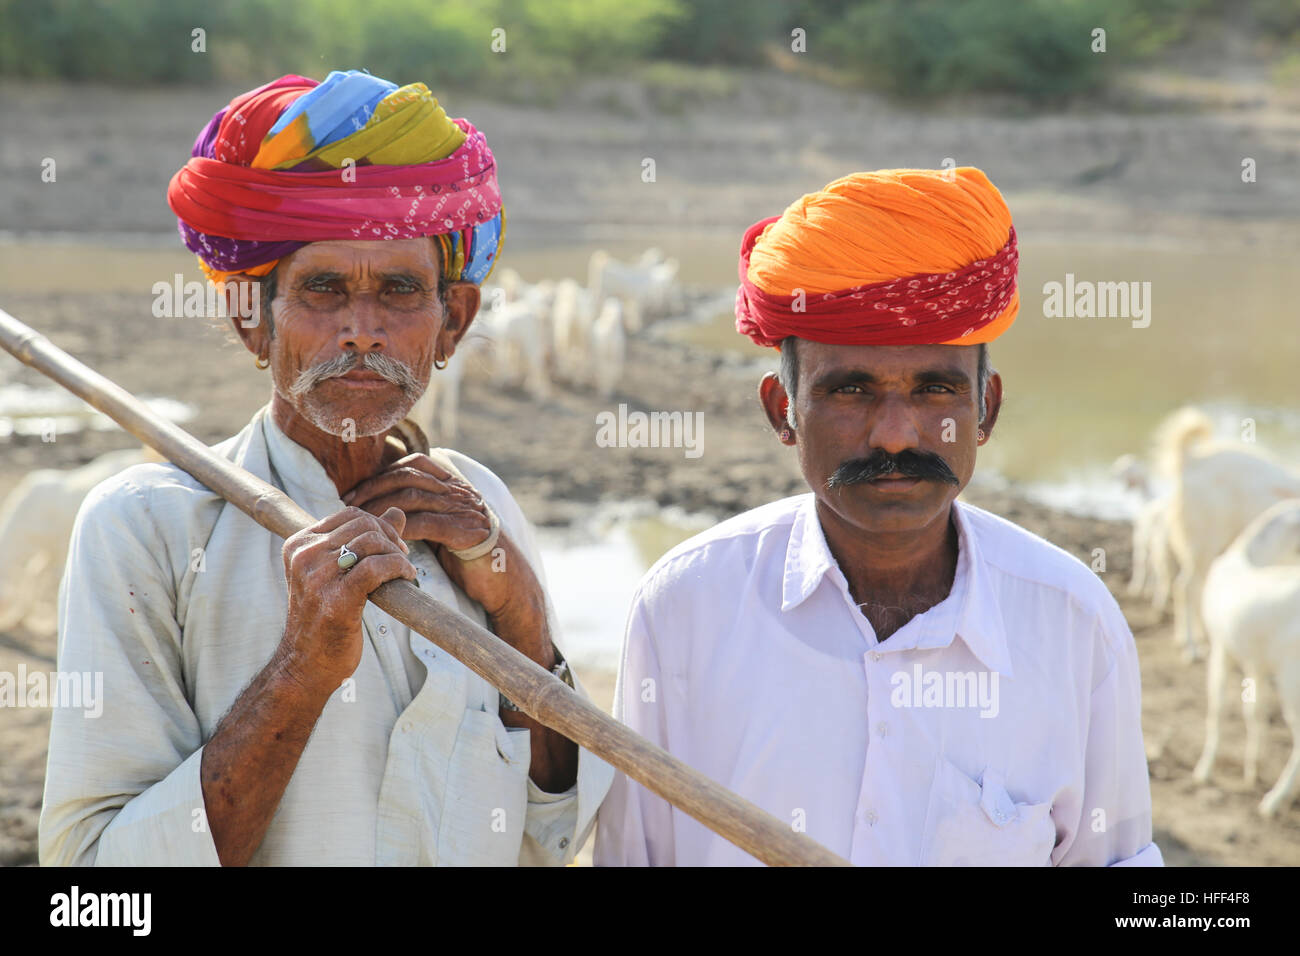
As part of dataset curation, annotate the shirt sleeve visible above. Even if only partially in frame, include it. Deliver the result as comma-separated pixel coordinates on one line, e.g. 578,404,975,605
516,665,614,866
1055,604,1163,867
38,477,220,867
593,595,676,866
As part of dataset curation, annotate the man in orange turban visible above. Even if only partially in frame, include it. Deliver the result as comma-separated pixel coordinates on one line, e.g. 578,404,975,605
597,168,1162,867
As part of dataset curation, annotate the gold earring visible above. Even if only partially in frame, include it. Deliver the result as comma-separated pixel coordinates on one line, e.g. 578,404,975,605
255,355,269,369
433,354,448,370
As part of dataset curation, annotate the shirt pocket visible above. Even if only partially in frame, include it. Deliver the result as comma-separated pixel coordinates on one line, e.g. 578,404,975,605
433,707,530,865
919,758,1056,866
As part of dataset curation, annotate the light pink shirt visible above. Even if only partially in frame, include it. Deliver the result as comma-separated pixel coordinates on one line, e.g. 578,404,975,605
595,493,1163,866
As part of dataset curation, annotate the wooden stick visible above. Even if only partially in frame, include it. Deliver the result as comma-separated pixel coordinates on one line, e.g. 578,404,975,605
0,307,851,867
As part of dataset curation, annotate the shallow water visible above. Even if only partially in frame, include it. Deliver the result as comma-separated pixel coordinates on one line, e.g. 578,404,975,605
0,382,196,438
536,508,712,673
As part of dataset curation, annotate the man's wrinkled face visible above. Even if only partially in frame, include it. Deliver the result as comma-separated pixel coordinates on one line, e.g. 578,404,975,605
791,342,983,535
266,238,451,438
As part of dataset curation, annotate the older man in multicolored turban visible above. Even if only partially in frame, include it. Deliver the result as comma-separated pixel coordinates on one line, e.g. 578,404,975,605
596,168,1161,867
40,70,612,867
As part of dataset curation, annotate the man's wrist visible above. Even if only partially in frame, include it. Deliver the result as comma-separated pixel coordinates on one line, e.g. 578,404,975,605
500,649,571,712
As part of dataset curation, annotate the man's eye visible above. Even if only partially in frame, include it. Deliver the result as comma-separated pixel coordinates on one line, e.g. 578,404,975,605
389,283,418,294
306,282,338,294
922,384,953,394
834,384,865,394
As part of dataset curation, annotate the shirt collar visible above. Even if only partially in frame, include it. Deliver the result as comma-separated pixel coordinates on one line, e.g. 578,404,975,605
782,494,1014,678
260,406,350,520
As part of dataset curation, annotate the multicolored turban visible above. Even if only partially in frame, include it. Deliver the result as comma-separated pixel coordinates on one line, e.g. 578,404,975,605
168,70,504,287
735,168,1018,348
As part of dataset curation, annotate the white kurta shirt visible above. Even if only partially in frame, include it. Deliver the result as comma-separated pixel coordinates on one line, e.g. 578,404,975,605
594,493,1163,867
40,404,612,866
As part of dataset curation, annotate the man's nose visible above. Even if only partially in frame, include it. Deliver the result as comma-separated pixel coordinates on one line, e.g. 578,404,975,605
865,394,921,455
336,297,388,353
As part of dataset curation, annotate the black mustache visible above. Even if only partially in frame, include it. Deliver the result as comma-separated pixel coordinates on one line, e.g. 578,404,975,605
826,449,959,490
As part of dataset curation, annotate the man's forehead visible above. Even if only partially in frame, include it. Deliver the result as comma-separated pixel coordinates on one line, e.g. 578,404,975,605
800,341,979,376
280,238,440,276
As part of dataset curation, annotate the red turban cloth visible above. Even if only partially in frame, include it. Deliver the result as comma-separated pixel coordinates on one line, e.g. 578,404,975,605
735,168,1018,348
167,70,503,287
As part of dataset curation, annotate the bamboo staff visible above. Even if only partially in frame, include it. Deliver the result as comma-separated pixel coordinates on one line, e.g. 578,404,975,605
0,307,850,867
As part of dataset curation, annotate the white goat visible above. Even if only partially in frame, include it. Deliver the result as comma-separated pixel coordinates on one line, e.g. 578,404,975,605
1130,497,1174,613
1153,407,1300,661
495,268,524,304
0,447,155,633
591,297,639,399
1110,453,1174,612
480,298,551,401
1194,498,1300,817
550,278,598,385
407,334,488,441
588,250,680,318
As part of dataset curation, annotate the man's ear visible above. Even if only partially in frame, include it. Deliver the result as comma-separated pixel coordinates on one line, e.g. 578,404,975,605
759,373,796,445
436,281,481,360
221,274,271,359
978,371,1003,444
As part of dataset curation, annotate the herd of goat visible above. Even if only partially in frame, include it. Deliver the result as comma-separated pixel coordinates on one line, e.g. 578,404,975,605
1,253,1298,819
410,248,683,440
1116,406,1300,817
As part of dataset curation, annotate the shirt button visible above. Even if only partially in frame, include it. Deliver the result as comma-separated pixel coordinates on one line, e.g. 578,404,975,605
869,652,881,662
378,624,388,635
559,837,570,850
876,722,889,737
862,809,878,826
401,721,413,733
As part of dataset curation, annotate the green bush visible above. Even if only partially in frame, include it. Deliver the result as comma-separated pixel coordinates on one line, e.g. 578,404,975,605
821,0,1108,100
1,0,1292,104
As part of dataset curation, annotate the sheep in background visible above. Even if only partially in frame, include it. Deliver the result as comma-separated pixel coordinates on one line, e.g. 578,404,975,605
0,447,156,634
1194,498,1300,817
1152,407,1300,661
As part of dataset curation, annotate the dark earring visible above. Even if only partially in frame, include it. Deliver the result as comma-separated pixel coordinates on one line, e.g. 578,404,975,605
779,427,793,442
977,428,985,441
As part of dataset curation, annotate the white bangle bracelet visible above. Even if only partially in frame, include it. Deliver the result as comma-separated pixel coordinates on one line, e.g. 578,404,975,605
449,505,501,562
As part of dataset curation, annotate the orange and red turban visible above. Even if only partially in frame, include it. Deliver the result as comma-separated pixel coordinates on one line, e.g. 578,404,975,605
168,69,504,287
735,168,1018,348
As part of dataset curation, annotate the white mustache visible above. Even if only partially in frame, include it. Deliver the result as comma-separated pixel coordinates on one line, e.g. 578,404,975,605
288,351,424,400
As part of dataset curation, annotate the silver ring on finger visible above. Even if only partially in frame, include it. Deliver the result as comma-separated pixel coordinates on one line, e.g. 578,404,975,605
338,544,359,572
